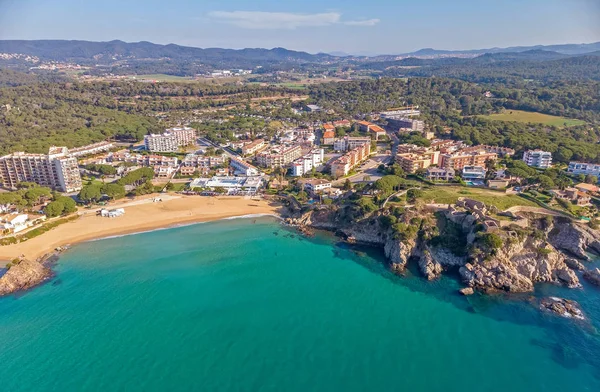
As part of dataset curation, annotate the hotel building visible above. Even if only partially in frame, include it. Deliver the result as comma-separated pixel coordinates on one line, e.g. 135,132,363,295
301,179,332,195
144,127,197,152
256,145,303,168
439,150,497,170
144,133,178,153
165,127,197,147
242,139,266,156
0,147,82,192
396,151,440,174
384,116,425,132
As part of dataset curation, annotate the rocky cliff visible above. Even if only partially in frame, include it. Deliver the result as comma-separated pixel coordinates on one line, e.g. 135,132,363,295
459,238,580,293
0,258,52,296
300,204,599,295
548,219,600,260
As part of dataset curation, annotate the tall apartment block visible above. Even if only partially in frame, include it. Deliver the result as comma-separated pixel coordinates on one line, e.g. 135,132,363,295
145,127,197,152
0,147,82,192
522,150,552,169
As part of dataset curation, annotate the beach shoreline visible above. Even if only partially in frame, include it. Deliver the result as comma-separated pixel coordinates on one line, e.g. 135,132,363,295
0,195,282,264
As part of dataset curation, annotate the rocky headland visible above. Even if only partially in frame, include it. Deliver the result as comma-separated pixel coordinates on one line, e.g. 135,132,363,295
0,258,52,296
288,197,600,303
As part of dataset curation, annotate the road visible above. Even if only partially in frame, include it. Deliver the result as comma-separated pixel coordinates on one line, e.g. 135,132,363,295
197,137,240,159
333,154,391,185
381,187,420,208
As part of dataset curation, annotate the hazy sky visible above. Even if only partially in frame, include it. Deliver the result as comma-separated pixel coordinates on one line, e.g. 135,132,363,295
1,0,599,54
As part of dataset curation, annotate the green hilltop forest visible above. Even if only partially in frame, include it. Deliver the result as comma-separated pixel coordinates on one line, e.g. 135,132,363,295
1,69,599,162
0,72,300,155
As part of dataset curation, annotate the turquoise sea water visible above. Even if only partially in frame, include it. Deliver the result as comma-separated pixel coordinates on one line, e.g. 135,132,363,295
1,217,600,391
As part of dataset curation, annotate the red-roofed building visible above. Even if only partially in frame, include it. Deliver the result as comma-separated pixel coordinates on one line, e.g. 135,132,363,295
333,120,351,128
355,121,386,140
323,130,336,145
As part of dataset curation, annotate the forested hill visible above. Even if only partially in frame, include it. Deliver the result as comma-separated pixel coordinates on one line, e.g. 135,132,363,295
371,52,600,83
0,40,338,67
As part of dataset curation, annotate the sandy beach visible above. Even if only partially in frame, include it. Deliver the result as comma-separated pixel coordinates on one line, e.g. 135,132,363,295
0,195,281,263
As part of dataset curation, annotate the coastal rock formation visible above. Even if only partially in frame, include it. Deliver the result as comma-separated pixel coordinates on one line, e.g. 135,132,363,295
540,297,585,320
459,287,474,295
384,237,418,270
459,262,534,293
460,237,581,292
583,268,600,287
297,203,597,295
418,249,443,280
0,259,51,296
548,220,600,260
564,258,586,271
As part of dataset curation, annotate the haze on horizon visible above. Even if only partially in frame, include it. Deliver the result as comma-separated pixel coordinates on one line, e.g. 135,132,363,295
1,0,599,55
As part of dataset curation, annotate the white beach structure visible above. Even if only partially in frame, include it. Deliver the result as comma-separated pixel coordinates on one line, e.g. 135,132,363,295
190,176,263,195
99,208,125,218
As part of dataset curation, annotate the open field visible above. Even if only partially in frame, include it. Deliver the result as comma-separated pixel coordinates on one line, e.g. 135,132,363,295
129,74,196,82
421,186,539,210
479,110,586,127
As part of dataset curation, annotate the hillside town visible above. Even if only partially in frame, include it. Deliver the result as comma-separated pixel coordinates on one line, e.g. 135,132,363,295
2,103,600,243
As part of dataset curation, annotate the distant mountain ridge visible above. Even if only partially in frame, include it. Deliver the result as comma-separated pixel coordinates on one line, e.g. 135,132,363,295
0,39,338,66
1,39,599,63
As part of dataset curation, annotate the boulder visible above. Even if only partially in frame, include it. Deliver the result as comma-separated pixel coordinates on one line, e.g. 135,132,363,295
0,259,51,296
418,250,443,280
553,268,581,289
583,268,600,287
564,258,586,271
540,297,585,320
459,287,474,296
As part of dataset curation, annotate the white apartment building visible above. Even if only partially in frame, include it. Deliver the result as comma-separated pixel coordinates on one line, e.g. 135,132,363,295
144,133,179,152
291,149,325,176
302,179,332,195
242,139,266,155
145,127,197,152
0,147,82,192
568,161,600,177
333,136,372,152
230,158,260,176
522,150,552,169
256,145,303,168
67,141,114,157
165,127,197,147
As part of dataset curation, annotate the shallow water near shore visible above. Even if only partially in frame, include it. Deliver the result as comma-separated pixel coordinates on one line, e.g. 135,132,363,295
1,216,600,391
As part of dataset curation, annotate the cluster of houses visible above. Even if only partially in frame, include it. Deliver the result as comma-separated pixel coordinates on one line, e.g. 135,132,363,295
550,183,599,207
0,206,46,236
393,140,515,186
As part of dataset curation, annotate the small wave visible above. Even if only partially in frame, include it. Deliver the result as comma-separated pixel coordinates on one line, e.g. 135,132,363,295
220,213,281,221
86,214,280,242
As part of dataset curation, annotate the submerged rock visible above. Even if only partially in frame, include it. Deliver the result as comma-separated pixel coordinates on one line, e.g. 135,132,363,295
0,259,52,296
540,297,585,320
459,287,474,296
583,268,600,287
